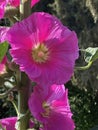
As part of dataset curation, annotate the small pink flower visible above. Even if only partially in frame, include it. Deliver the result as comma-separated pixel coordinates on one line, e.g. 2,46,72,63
0,0,40,19
28,84,75,130
0,117,34,130
0,26,9,43
0,117,17,130
8,12,79,86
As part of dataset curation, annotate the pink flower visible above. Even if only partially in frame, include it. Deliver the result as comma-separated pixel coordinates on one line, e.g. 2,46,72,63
0,117,17,130
8,12,79,86
28,84,75,130
0,0,40,19
0,26,9,43
0,117,34,130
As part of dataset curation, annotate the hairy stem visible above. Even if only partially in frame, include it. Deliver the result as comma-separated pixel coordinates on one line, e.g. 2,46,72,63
17,73,32,130
16,1,32,130
20,0,31,20
75,61,93,71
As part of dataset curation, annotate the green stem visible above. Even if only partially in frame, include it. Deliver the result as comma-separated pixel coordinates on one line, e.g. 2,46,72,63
11,100,19,116
20,0,31,20
17,73,32,130
75,61,93,70
16,1,31,130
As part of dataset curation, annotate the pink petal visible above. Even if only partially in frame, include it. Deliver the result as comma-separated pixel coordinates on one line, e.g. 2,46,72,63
31,0,40,7
0,117,17,130
43,112,75,130
0,117,35,130
0,26,9,43
28,86,47,123
0,7,4,19
0,0,6,19
9,0,20,7
10,49,41,78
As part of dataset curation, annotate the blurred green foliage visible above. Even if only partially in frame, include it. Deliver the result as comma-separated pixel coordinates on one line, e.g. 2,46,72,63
66,82,98,130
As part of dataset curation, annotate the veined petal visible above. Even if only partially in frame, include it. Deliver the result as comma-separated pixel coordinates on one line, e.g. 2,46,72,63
10,49,41,78
43,112,75,130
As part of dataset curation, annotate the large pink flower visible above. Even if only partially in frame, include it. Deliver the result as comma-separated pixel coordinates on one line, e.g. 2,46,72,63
28,84,75,130
8,12,79,86
0,117,34,130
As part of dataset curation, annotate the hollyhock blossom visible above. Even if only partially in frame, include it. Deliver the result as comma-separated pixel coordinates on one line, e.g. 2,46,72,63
0,117,35,130
7,12,79,86
28,84,75,130
0,26,9,43
0,0,40,19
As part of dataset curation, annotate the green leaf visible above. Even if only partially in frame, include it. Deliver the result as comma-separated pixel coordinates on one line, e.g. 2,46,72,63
84,47,98,63
0,42,9,62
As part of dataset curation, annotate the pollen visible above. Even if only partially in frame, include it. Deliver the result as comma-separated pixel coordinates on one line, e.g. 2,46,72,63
41,102,50,118
32,43,50,63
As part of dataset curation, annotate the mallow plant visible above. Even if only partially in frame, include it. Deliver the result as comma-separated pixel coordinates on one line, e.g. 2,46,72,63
0,0,98,130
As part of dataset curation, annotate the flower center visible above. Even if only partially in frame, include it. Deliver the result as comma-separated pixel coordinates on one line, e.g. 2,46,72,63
32,44,49,63
41,102,50,118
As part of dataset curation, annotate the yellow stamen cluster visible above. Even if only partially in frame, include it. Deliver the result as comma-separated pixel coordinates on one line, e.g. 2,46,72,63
41,102,50,117
32,44,49,63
